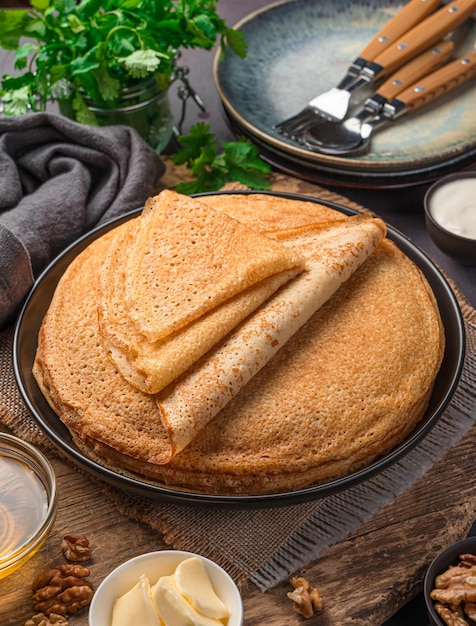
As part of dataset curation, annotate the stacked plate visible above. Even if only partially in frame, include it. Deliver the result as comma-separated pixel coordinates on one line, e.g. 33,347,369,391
213,0,476,188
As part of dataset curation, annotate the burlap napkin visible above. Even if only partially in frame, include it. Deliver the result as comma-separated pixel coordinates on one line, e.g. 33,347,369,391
0,112,165,328
1,299,475,591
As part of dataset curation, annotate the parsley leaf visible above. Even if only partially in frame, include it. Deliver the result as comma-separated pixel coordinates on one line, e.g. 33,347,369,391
1,85,32,116
223,27,247,59
0,10,30,50
172,123,272,194
119,49,169,79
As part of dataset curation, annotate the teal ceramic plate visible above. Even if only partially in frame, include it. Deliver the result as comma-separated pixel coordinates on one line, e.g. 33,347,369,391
214,0,476,183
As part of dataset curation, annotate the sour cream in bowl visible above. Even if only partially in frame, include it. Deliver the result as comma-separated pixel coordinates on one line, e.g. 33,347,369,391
424,171,476,265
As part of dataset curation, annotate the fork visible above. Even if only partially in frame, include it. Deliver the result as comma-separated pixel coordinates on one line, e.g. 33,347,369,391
304,50,476,155
274,0,475,139
297,38,454,153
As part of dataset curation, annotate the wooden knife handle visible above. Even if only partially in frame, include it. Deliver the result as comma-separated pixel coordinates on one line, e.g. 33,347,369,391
394,51,476,113
359,0,442,62
372,0,476,78
377,39,454,99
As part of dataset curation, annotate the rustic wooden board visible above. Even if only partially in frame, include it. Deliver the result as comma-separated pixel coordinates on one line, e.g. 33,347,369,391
1,423,475,625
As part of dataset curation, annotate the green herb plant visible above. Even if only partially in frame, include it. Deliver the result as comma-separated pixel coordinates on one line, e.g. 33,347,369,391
172,122,272,193
0,0,246,123
0,1,272,193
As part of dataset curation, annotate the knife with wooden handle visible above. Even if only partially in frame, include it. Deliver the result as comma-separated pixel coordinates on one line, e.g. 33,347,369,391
374,38,455,102
388,50,476,114
337,0,444,87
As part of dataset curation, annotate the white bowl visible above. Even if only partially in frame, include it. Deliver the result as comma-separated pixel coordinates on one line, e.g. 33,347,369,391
89,550,243,626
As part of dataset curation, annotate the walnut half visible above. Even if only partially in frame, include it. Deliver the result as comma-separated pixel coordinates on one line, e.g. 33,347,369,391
61,534,91,563
31,565,93,617
24,613,69,626
287,576,323,619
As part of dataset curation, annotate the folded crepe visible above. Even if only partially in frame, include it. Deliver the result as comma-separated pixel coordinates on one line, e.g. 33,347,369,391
155,215,387,455
113,190,305,344
34,197,386,464
98,192,304,393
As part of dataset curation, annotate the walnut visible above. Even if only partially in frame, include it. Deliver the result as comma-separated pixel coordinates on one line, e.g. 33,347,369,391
436,566,476,589
24,613,69,626
434,602,469,626
431,554,476,626
31,565,93,616
61,534,91,563
287,576,323,619
431,581,476,604
460,555,476,568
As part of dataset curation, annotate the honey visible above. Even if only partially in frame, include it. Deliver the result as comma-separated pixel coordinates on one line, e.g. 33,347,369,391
0,455,48,561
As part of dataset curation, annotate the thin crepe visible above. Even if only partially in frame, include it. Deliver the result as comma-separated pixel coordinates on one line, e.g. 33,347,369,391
155,215,387,455
98,217,301,394
121,190,305,343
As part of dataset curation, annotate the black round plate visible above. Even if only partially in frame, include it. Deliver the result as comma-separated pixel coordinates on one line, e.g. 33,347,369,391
13,191,465,509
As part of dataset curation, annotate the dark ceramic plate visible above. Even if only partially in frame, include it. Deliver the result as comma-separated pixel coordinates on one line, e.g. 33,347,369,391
224,109,476,190
214,0,476,187
13,191,465,509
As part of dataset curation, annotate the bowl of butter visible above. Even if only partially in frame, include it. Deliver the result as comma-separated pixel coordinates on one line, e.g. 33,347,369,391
89,550,243,626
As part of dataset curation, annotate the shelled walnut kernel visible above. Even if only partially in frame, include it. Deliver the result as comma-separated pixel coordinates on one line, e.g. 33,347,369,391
287,576,323,619
61,534,91,563
430,553,476,625
31,564,93,617
24,613,69,626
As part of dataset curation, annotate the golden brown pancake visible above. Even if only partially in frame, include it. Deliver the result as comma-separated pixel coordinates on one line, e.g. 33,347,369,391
33,193,445,495
120,190,305,343
68,238,444,495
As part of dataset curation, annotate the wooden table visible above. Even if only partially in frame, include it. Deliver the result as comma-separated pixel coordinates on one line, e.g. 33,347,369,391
2,414,476,626
1,165,475,626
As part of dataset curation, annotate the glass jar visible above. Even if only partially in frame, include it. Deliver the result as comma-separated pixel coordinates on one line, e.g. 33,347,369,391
59,76,174,154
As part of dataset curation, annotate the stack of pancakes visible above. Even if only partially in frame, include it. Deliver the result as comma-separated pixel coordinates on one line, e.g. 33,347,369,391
33,191,445,495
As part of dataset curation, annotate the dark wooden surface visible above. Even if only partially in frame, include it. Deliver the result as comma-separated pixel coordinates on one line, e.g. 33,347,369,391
1,410,475,625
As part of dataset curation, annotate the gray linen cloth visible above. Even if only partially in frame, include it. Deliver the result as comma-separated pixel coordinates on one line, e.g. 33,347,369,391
0,113,165,328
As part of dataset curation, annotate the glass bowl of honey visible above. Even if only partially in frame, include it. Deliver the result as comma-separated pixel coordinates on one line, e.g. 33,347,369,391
0,433,57,579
